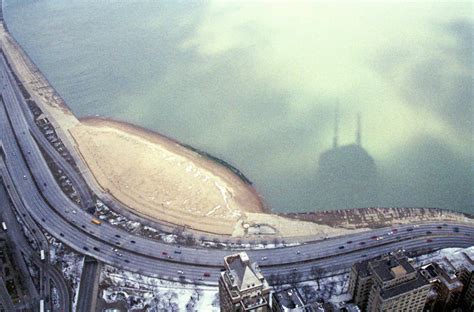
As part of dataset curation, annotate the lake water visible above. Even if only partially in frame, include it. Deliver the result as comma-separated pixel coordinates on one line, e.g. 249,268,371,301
4,0,472,214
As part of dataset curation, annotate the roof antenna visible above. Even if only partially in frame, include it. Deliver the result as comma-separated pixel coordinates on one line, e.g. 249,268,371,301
356,112,361,146
333,102,339,149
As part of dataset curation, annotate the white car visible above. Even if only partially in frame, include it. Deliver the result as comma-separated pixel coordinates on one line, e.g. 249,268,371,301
261,256,268,261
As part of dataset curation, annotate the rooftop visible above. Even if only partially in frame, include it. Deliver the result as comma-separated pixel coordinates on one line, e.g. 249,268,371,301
272,287,305,311
371,256,415,282
224,252,264,291
379,272,430,299
420,263,463,291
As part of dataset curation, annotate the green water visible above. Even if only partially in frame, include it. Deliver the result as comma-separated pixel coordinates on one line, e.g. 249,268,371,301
4,0,473,214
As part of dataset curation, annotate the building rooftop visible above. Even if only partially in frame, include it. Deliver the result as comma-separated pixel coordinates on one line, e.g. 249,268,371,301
371,256,415,282
272,288,305,311
379,272,430,299
354,260,370,278
224,252,263,291
420,263,463,291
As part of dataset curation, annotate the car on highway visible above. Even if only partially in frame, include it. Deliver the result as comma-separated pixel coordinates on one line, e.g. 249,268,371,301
338,246,345,250
346,240,353,244
426,239,433,243
371,236,377,239
177,270,184,275
162,251,168,256
174,250,182,254
261,256,267,261
203,272,211,277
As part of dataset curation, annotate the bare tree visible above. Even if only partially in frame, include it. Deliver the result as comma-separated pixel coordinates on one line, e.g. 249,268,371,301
311,266,326,290
288,271,302,288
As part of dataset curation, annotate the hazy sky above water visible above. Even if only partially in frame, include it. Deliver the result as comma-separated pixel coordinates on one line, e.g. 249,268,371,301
5,0,473,213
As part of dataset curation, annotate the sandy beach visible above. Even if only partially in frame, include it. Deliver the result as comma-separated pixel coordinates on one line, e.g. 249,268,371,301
70,118,265,235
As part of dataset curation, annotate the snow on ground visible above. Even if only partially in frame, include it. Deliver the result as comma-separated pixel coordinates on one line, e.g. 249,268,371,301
96,244,472,310
51,286,60,311
411,246,474,274
100,265,219,311
47,235,84,312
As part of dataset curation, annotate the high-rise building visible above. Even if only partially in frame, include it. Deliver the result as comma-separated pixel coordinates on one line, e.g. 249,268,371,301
349,254,431,312
455,252,474,312
219,252,272,311
348,260,373,310
420,262,464,311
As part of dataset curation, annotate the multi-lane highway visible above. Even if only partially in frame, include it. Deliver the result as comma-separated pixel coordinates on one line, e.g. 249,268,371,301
0,179,70,311
0,33,472,311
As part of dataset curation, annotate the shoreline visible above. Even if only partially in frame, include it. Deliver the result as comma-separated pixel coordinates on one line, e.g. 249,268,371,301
80,116,268,212
69,117,268,235
1,8,472,237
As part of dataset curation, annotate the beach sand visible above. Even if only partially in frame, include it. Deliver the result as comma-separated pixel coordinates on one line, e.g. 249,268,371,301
70,118,266,235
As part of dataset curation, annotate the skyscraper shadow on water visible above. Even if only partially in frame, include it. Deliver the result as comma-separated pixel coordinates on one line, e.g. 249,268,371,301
313,109,378,210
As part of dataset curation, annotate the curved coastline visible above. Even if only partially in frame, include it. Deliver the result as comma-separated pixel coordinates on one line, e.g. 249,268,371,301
81,116,262,197
1,5,473,238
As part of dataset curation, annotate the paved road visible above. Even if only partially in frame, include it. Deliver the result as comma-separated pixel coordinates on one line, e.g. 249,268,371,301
76,257,100,312
0,49,472,290
0,180,70,311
